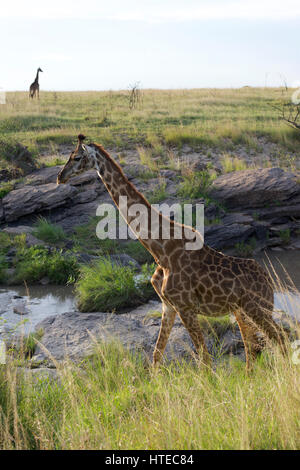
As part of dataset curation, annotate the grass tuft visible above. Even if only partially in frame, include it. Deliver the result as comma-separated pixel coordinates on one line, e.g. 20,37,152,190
75,258,156,312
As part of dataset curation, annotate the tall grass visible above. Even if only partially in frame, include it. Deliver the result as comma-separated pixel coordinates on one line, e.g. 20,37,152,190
0,266,299,450
0,335,299,450
221,154,249,173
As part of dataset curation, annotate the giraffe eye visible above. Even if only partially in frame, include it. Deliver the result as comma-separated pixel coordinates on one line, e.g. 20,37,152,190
74,156,81,161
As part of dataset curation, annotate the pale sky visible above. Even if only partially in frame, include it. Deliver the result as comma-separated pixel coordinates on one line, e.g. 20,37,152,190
0,0,299,90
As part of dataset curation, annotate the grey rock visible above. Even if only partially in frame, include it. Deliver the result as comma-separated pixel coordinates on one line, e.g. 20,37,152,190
75,253,98,264
3,225,34,235
39,277,50,286
205,223,254,249
218,329,243,355
31,302,197,364
253,204,300,221
2,183,78,222
211,168,300,209
25,233,48,247
30,301,262,366
23,166,62,186
13,301,29,316
222,213,254,226
109,254,140,270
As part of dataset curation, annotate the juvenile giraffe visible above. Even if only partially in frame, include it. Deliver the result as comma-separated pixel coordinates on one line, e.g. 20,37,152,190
57,135,287,370
29,67,43,99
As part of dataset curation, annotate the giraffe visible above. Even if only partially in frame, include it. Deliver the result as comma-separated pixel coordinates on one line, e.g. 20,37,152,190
57,135,287,370
29,67,43,99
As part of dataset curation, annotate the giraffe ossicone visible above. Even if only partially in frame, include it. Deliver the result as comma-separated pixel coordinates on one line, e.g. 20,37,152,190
57,135,287,370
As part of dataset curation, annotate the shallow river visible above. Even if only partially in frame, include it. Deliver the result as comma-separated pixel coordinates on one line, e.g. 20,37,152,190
0,250,299,337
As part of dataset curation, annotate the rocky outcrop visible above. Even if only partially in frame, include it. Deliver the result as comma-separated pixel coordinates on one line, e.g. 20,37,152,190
211,167,300,209
205,223,255,250
2,183,78,222
31,301,243,364
1,163,299,254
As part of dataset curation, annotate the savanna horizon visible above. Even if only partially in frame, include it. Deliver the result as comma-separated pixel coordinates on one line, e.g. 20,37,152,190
1,87,300,160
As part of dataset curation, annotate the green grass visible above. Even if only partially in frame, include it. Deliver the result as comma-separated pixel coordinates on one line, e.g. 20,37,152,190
75,258,156,312
279,229,291,245
234,238,257,257
221,154,249,173
0,181,15,199
33,217,66,244
147,179,168,204
0,337,299,450
1,88,300,160
178,170,217,200
13,246,79,285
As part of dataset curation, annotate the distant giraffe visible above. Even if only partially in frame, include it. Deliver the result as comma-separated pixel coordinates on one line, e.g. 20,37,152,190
29,67,43,99
57,135,288,371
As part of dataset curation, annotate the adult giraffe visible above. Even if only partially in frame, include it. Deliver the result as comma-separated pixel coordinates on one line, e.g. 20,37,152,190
57,135,287,370
29,67,43,99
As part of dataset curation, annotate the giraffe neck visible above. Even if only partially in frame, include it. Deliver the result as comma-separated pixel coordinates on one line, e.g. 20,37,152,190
35,70,40,83
92,144,181,264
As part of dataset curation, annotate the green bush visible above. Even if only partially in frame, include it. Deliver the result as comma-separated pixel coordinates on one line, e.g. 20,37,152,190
13,246,79,285
75,258,156,312
0,255,8,283
178,170,216,200
33,217,66,244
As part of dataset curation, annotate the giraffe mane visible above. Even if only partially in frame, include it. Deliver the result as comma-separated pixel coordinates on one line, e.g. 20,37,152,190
92,142,152,210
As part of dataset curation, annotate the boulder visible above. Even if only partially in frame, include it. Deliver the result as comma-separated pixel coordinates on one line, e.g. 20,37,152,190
13,301,30,316
2,183,78,222
30,301,251,366
3,225,34,235
23,166,62,186
205,223,254,249
31,302,198,364
211,168,300,209
110,254,140,270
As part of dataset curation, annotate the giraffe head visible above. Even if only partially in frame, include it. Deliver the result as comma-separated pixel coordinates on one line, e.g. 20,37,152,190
38,68,43,73
57,134,99,184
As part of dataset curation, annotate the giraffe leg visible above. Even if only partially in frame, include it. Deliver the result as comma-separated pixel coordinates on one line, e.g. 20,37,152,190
153,302,177,366
151,266,177,365
176,309,211,366
235,311,262,371
241,296,288,356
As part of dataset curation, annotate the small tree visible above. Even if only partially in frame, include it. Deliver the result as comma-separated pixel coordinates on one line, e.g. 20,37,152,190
272,82,300,131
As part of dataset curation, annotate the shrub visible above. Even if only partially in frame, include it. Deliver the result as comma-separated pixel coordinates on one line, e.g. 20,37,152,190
75,258,156,312
33,217,66,244
178,170,216,200
13,246,79,285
